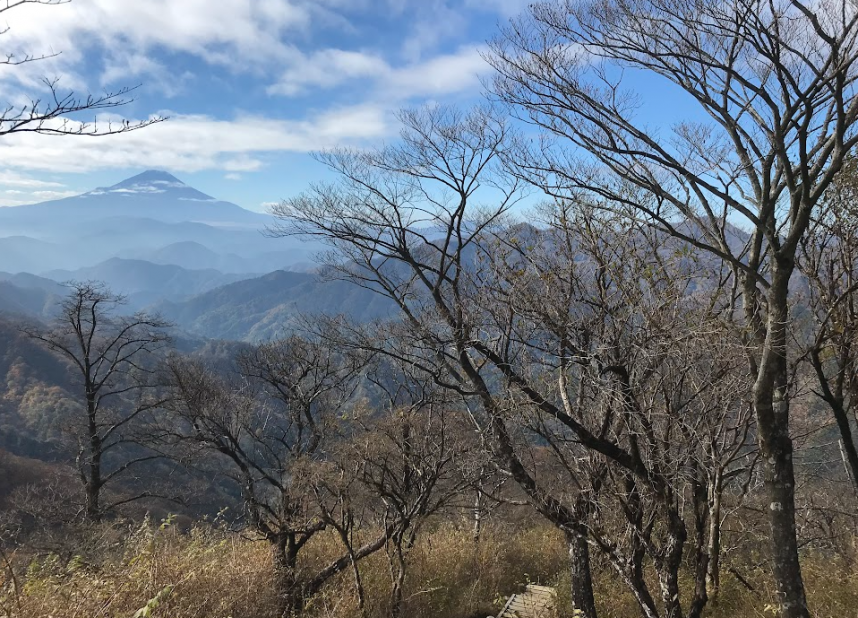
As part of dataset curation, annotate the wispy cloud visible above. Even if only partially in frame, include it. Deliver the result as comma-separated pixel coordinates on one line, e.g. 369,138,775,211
0,105,394,174
268,49,389,96
268,46,490,100
0,187,77,207
0,171,65,189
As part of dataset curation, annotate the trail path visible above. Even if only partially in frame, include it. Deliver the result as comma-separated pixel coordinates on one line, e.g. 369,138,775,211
495,584,557,618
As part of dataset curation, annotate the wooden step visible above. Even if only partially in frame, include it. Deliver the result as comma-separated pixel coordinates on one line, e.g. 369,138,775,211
496,584,557,618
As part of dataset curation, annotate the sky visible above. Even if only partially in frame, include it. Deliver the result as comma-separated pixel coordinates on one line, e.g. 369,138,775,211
0,0,530,212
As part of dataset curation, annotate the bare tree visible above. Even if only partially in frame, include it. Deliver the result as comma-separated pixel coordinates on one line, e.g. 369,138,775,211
797,156,858,498
352,356,477,618
0,1,162,137
481,205,757,618
161,336,395,617
486,1,858,614
271,106,757,618
22,281,172,522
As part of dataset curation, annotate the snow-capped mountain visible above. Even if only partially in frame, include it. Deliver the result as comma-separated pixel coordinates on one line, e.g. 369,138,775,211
87,170,218,201
0,170,268,229
0,171,314,274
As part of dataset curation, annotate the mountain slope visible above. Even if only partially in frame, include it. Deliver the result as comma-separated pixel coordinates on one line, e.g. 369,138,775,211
155,270,397,341
143,241,223,270
0,282,60,318
44,258,254,309
0,236,64,273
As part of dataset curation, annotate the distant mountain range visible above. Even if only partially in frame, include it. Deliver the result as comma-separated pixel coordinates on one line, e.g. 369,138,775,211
0,170,267,228
44,258,253,309
0,170,318,274
0,266,396,341
0,171,368,338
0,170,395,339
153,270,397,341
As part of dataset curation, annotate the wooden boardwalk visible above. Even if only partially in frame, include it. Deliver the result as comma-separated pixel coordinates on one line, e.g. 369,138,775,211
495,584,557,618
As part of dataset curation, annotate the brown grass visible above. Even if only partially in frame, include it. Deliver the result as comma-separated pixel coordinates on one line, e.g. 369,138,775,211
2,520,857,618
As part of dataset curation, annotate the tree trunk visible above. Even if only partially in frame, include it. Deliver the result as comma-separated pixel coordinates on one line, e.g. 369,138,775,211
565,528,598,618
273,535,302,617
753,263,810,618
84,474,100,523
473,487,483,543
350,551,367,615
688,477,710,618
389,539,407,618
334,521,367,615
84,396,102,523
655,512,686,618
707,471,723,602
810,349,858,500
833,412,858,499
609,554,660,618
839,439,858,502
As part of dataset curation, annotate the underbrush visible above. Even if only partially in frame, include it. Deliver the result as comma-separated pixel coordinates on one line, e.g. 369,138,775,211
1,520,857,618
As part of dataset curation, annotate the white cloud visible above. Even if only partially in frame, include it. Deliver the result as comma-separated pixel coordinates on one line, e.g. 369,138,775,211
0,0,498,98
385,46,489,98
100,51,193,98
269,49,389,96
0,187,77,206
269,46,490,100
31,189,78,200
0,1,308,66
0,1,495,181
0,105,394,174
0,0,320,99
0,170,65,188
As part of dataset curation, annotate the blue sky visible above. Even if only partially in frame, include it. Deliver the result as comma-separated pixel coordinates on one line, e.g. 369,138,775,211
0,0,703,215
0,0,533,212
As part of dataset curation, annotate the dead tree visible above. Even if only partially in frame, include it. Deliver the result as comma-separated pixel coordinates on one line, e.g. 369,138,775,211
486,1,858,614
22,281,172,522
162,337,393,617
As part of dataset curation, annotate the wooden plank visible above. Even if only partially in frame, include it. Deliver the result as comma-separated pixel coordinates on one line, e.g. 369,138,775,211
496,585,557,618
497,593,521,618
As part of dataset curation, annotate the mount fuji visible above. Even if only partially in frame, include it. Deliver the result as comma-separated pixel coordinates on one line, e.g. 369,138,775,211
0,170,269,229
0,171,315,276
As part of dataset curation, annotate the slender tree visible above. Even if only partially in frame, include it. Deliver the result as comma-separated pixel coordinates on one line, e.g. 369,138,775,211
355,356,477,618
487,1,858,614
797,156,858,498
162,336,395,617
22,281,172,521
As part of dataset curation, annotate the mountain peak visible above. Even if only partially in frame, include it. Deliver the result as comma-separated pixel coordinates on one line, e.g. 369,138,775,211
117,170,185,187
87,170,215,200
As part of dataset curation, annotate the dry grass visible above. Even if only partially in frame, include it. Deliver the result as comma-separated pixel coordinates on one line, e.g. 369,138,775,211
2,519,858,618
0,520,567,618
